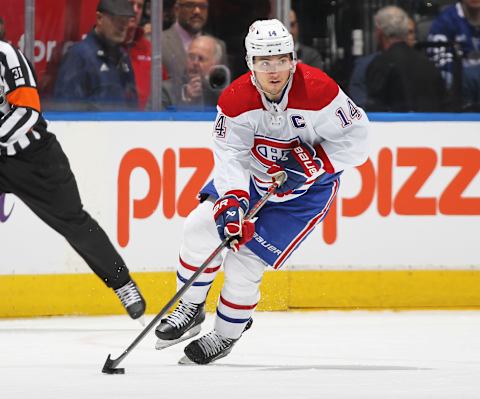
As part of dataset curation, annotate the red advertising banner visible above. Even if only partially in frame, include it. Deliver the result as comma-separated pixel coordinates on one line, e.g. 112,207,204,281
0,0,98,84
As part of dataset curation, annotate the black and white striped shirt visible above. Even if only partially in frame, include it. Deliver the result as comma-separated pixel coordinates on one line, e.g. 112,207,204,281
0,40,48,156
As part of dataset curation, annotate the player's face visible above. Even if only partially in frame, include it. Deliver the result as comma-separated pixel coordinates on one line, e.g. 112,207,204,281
253,54,293,99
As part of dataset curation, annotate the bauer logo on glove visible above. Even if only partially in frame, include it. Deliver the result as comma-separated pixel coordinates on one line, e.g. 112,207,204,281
267,142,325,194
213,190,255,252
292,146,321,176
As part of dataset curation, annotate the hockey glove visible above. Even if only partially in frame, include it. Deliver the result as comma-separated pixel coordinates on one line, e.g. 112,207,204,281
267,142,323,194
213,190,255,252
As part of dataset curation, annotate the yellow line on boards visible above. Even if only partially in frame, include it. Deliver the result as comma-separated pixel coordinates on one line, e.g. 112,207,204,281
1,270,480,318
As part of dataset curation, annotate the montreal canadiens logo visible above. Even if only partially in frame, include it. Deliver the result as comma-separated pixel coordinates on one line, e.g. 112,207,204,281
251,136,300,167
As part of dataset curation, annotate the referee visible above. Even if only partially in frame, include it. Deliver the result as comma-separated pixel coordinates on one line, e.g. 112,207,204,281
0,39,146,319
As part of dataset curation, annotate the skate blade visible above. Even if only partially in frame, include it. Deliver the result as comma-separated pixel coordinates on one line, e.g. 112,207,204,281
155,325,201,350
136,316,146,327
177,353,227,365
178,355,196,365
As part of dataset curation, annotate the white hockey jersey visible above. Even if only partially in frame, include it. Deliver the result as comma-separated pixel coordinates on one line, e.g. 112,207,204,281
212,63,370,202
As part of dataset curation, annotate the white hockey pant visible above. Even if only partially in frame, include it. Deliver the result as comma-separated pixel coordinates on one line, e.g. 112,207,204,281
177,199,266,339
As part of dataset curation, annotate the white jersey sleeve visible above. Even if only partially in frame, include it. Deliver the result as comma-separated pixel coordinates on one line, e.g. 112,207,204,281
311,88,369,173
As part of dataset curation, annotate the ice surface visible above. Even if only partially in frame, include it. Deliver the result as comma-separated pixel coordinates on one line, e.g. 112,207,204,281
1,311,480,399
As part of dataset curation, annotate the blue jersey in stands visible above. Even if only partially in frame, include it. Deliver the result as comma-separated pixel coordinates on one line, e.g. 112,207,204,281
428,2,480,86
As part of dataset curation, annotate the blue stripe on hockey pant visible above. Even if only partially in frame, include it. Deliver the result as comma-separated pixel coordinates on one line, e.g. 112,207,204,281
216,309,252,324
214,247,264,339
176,271,215,286
199,172,341,269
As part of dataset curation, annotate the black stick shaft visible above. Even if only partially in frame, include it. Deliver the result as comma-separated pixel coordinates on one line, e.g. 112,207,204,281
106,177,284,369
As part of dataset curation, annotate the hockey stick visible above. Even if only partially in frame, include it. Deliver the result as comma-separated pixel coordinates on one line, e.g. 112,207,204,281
102,173,286,374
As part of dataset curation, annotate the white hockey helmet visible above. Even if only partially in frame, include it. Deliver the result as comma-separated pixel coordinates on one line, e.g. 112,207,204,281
245,19,297,72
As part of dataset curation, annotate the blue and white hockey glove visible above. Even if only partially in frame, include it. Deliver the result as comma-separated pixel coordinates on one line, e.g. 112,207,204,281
267,142,323,194
213,190,254,252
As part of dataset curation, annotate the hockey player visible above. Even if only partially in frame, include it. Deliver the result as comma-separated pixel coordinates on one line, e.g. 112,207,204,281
0,40,145,319
155,19,369,364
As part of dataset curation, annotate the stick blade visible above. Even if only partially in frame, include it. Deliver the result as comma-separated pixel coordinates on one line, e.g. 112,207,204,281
102,354,125,374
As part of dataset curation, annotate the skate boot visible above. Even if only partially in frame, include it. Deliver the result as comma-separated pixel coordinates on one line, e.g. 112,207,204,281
155,300,205,350
114,279,146,320
179,330,238,365
179,318,253,364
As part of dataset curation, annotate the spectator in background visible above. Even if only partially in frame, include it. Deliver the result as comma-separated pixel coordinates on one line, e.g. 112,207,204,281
406,16,417,47
289,9,323,70
366,5,445,112
162,35,229,109
161,0,227,85
126,0,169,109
54,0,138,111
428,0,480,88
143,22,152,41
163,0,177,30
126,0,151,109
348,15,416,107
143,0,176,40
427,0,480,109
141,0,152,40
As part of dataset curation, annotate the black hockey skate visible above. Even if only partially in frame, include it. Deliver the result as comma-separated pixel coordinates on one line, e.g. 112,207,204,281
179,318,253,365
179,331,238,365
155,300,206,350
114,279,146,320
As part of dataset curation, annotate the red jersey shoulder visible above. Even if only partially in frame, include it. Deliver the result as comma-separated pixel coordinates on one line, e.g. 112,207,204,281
288,63,340,111
218,72,263,117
